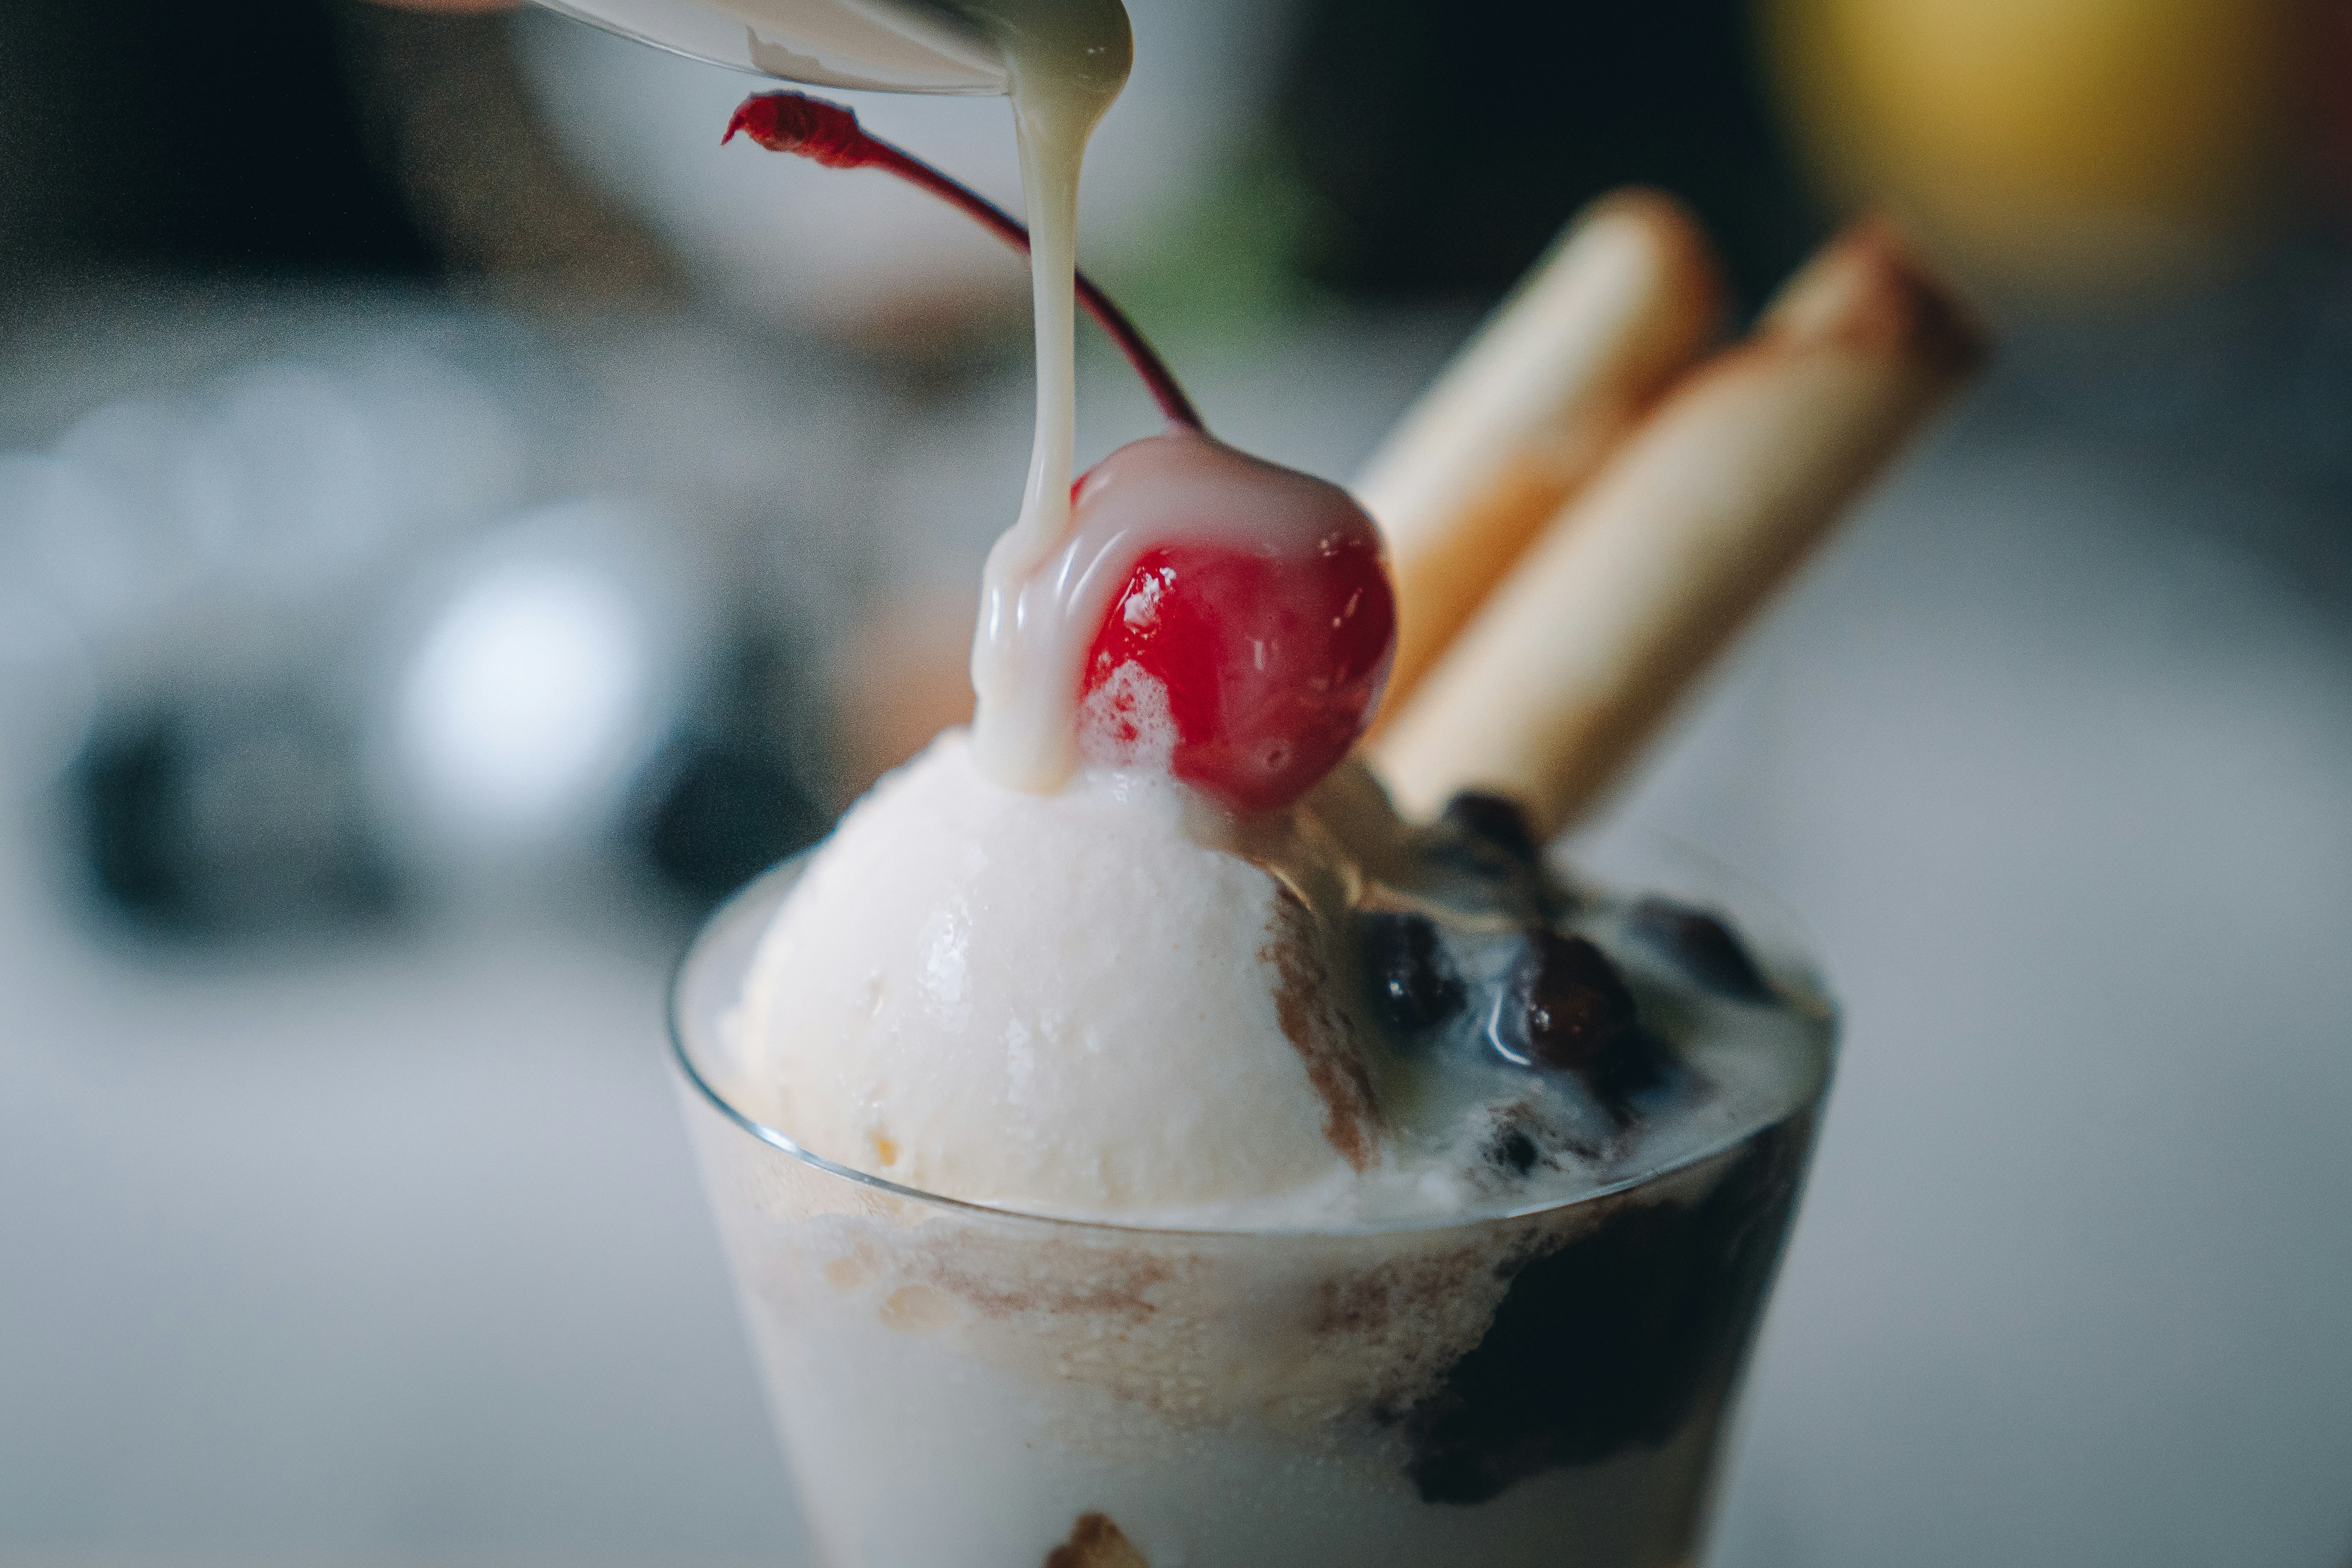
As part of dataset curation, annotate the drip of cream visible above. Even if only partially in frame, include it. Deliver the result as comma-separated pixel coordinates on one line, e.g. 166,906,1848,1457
954,0,1133,793
1011,429,1377,767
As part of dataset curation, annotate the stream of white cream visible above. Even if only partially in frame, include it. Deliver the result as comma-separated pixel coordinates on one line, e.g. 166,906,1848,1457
954,0,1133,793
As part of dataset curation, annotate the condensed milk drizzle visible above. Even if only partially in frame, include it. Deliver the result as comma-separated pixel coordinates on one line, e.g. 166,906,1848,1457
955,0,1133,792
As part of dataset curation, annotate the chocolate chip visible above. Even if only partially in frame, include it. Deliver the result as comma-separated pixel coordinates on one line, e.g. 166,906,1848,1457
1626,896,1771,1001
1493,931,1640,1072
1439,791,1542,866
1357,910,1466,1033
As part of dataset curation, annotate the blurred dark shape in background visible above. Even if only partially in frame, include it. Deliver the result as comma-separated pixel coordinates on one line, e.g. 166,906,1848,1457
0,289,858,939
0,0,431,278
630,633,832,910
339,2,676,292
1273,0,1822,308
0,1,815,937
0,0,1826,303
0,0,666,292
71,691,401,937
7,0,2347,320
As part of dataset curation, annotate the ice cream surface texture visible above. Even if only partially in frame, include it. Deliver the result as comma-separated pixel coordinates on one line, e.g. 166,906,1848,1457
728,731,1376,1223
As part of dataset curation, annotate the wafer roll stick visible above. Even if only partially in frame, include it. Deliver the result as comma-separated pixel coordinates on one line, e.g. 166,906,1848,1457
1359,191,1726,720
1372,219,1988,835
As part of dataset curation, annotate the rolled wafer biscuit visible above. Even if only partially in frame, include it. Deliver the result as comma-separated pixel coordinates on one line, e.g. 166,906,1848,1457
1359,190,1726,720
1371,219,1988,835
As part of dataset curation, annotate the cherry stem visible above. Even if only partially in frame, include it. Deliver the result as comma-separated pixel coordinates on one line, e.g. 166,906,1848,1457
725,91,1204,433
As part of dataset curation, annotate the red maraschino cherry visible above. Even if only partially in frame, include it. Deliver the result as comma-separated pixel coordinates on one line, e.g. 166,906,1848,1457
727,91,1396,815
1076,434,1393,814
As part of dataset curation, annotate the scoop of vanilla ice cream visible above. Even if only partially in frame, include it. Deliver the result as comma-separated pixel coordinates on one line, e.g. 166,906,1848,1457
728,732,1379,1219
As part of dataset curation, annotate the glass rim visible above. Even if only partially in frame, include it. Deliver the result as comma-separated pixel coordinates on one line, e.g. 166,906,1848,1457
668,831,1836,1242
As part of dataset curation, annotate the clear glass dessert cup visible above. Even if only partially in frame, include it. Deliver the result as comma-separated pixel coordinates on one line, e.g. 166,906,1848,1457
670,838,1835,1568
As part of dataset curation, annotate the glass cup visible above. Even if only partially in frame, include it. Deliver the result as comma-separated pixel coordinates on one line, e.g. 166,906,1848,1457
670,842,1834,1568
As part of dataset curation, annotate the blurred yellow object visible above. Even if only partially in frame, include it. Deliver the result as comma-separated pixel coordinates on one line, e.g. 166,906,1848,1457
1764,0,2299,298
